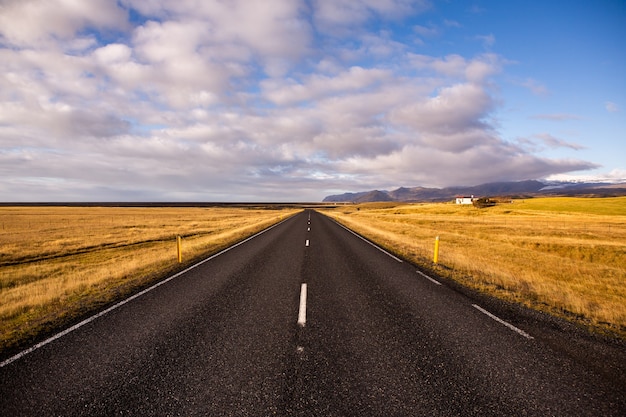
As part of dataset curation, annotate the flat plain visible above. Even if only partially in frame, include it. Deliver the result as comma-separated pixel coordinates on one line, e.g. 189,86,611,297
0,205,299,353
3,210,625,415
321,197,626,338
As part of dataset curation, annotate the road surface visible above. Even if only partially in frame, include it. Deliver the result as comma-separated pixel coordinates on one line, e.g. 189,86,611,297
1,210,625,416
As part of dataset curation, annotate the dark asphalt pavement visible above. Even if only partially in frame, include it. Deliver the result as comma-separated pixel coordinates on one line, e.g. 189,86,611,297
1,210,625,416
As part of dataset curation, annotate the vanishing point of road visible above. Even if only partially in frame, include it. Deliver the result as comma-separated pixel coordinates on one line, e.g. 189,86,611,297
1,210,625,416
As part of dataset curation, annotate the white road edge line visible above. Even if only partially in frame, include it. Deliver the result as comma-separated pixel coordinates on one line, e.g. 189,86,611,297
472,304,534,340
416,270,442,285
297,283,307,327
0,215,293,369
330,219,403,263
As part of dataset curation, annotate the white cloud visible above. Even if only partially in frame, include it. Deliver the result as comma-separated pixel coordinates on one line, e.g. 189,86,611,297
530,113,582,121
408,53,505,83
605,168,626,181
261,66,392,105
123,0,312,76
476,33,495,49
311,0,428,29
336,143,598,189
546,168,626,184
521,78,548,96
0,0,605,201
0,0,128,47
409,53,467,77
390,83,495,147
357,31,409,58
517,134,585,152
93,43,133,64
413,24,439,37
443,19,461,28
605,101,619,113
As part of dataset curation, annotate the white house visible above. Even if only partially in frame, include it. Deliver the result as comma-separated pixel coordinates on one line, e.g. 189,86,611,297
455,195,474,205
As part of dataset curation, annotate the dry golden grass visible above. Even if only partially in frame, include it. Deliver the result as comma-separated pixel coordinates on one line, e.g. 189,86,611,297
0,206,299,352
321,197,626,337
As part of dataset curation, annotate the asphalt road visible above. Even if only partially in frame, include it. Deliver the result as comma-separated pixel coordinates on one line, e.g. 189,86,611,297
1,210,625,416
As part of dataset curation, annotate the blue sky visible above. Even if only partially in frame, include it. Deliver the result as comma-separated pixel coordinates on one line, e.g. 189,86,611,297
0,0,624,201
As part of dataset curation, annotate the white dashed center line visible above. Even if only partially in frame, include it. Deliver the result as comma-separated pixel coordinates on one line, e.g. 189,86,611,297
297,283,308,327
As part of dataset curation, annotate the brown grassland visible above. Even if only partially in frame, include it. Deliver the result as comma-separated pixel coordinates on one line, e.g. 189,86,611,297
0,206,299,353
321,197,626,338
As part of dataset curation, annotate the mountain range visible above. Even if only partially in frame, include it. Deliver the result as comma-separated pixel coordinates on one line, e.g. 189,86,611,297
322,180,626,203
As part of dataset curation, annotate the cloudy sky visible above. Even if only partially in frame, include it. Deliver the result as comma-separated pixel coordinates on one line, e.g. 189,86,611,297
1,0,624,201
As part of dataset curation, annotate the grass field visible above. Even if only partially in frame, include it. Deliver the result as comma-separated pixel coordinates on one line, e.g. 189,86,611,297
321,197,626,337
0,206,299,353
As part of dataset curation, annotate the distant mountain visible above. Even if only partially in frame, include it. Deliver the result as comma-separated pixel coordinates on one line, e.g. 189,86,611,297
353,190,394,203
322,180,626,203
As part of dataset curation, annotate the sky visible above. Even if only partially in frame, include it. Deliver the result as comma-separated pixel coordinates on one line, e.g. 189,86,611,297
1,0,624,202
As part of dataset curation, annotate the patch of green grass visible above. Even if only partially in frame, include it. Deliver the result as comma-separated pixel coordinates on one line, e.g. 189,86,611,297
515,196,626,216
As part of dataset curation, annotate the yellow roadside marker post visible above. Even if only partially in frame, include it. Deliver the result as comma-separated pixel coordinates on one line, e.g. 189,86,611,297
433,236,440,264
177,235,182,263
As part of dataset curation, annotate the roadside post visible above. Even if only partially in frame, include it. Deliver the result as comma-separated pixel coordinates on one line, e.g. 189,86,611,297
433,236,440,264
177,235,182,263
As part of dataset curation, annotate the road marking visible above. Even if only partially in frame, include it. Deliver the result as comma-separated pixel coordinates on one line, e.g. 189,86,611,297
417,270,442,285
297,283,307,327
472,304,534,340
307,227,310,232
305,239,310,246
0,216,292,369
331,219,403,263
